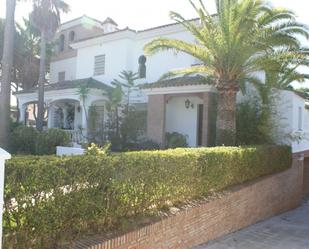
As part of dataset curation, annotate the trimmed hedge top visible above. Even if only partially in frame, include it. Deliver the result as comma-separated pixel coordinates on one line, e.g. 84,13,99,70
4,145,292,248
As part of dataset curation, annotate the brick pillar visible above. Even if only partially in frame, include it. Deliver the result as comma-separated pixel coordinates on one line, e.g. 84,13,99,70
303,157,309,196
147,95,166,147
202,92,217,147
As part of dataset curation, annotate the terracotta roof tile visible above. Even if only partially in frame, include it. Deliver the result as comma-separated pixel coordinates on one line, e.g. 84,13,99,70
16,78,112,94
72,18,200,44
140,75,212,89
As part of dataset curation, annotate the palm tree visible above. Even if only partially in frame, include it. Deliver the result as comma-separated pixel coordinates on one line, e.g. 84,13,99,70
30,0,69,131
256,49,309,105
0,0,16,149
144,0,309,145
238,49,309,146
76,84,90,122
15,18,41,91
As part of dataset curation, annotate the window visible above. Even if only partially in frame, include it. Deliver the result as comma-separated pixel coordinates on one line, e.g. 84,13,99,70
94,55,106,75
298,107,303,130
69,31,75,42
59,34,65,52
58,71,66,82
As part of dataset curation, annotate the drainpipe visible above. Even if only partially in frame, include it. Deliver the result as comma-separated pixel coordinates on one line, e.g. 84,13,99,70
0,148,11,249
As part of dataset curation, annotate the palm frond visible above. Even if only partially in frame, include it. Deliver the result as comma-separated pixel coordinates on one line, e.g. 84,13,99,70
159,65,214,81
144,37,213,65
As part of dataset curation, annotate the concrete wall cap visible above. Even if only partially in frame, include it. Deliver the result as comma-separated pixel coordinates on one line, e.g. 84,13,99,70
0,148,11,160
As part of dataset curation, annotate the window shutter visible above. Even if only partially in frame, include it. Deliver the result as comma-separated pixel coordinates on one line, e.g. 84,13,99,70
94,55,106,75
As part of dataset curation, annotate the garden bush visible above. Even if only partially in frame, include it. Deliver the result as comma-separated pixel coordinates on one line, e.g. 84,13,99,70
4,145,291,248
10,126,70,155
35,128,71,155
166,132,188,148
10,126,39,154
134,138,160,151
236,101,273,145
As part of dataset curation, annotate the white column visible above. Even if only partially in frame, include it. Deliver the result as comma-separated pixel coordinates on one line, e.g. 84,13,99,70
19,103,27,125
74,103,79,130
63,107,68,129
47,105,54,128
81,100,88,139
0,148,11,249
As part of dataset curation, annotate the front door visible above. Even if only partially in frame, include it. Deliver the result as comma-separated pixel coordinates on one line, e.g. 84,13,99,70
197,104,204,146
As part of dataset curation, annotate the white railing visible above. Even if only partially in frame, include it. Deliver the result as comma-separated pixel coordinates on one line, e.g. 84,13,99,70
64,130,84,144
0,148,11,249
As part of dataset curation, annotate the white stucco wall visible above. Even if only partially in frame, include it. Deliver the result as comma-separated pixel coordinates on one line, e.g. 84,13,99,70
72,26,197,104
76,39,133,84
50,57,77,83
272,90,309,153
237,88,309,153
132,30,196,84
165,96,203,147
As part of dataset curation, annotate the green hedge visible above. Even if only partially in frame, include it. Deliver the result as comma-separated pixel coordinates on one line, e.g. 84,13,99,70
10,126,70,155
3,145,291,248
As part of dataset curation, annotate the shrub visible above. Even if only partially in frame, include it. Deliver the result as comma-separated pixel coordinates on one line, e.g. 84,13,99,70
121,109,146,138
4,145,291,248
84,142,111,155
9,119,23,132
10,126,70,155
166,132,188,148
135,138,160,150
35,128,70,155
120,108,147,151
10,126,39,154
236,101,273,145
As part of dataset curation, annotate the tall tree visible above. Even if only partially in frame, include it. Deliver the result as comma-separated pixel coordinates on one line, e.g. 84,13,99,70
15,18,41,91
144,0,309,145
111,70,139,113
255,49,309,105
106,83,123,142
1,18,41,92
0,0,16,149
30,0,69,131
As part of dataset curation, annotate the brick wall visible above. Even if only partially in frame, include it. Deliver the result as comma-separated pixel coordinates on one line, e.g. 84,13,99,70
146,95,166,146
303,158,309,196
73,159,303,249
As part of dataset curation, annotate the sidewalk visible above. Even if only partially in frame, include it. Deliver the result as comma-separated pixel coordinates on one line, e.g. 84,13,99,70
194,198,309,249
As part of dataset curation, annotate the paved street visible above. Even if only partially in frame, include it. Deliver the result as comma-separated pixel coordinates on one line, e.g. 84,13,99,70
194,198,309,249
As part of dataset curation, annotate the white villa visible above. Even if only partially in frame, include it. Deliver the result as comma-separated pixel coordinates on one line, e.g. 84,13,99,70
15,15,309,152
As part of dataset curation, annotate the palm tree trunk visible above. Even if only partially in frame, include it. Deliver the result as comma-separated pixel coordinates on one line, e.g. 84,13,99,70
16,86,20,123
36,33,47,131
216,88,238,146
0,0,16,149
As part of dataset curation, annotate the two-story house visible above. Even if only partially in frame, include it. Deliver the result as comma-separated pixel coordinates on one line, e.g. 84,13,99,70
16,15,215,147
15,15,309,151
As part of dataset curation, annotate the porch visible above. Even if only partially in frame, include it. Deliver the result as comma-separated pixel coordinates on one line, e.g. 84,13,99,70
141,76,218,147
15,78,111,144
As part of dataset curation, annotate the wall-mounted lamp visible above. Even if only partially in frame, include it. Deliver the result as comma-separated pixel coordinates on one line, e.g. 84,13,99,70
185,99,194,109
185,99,190,109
